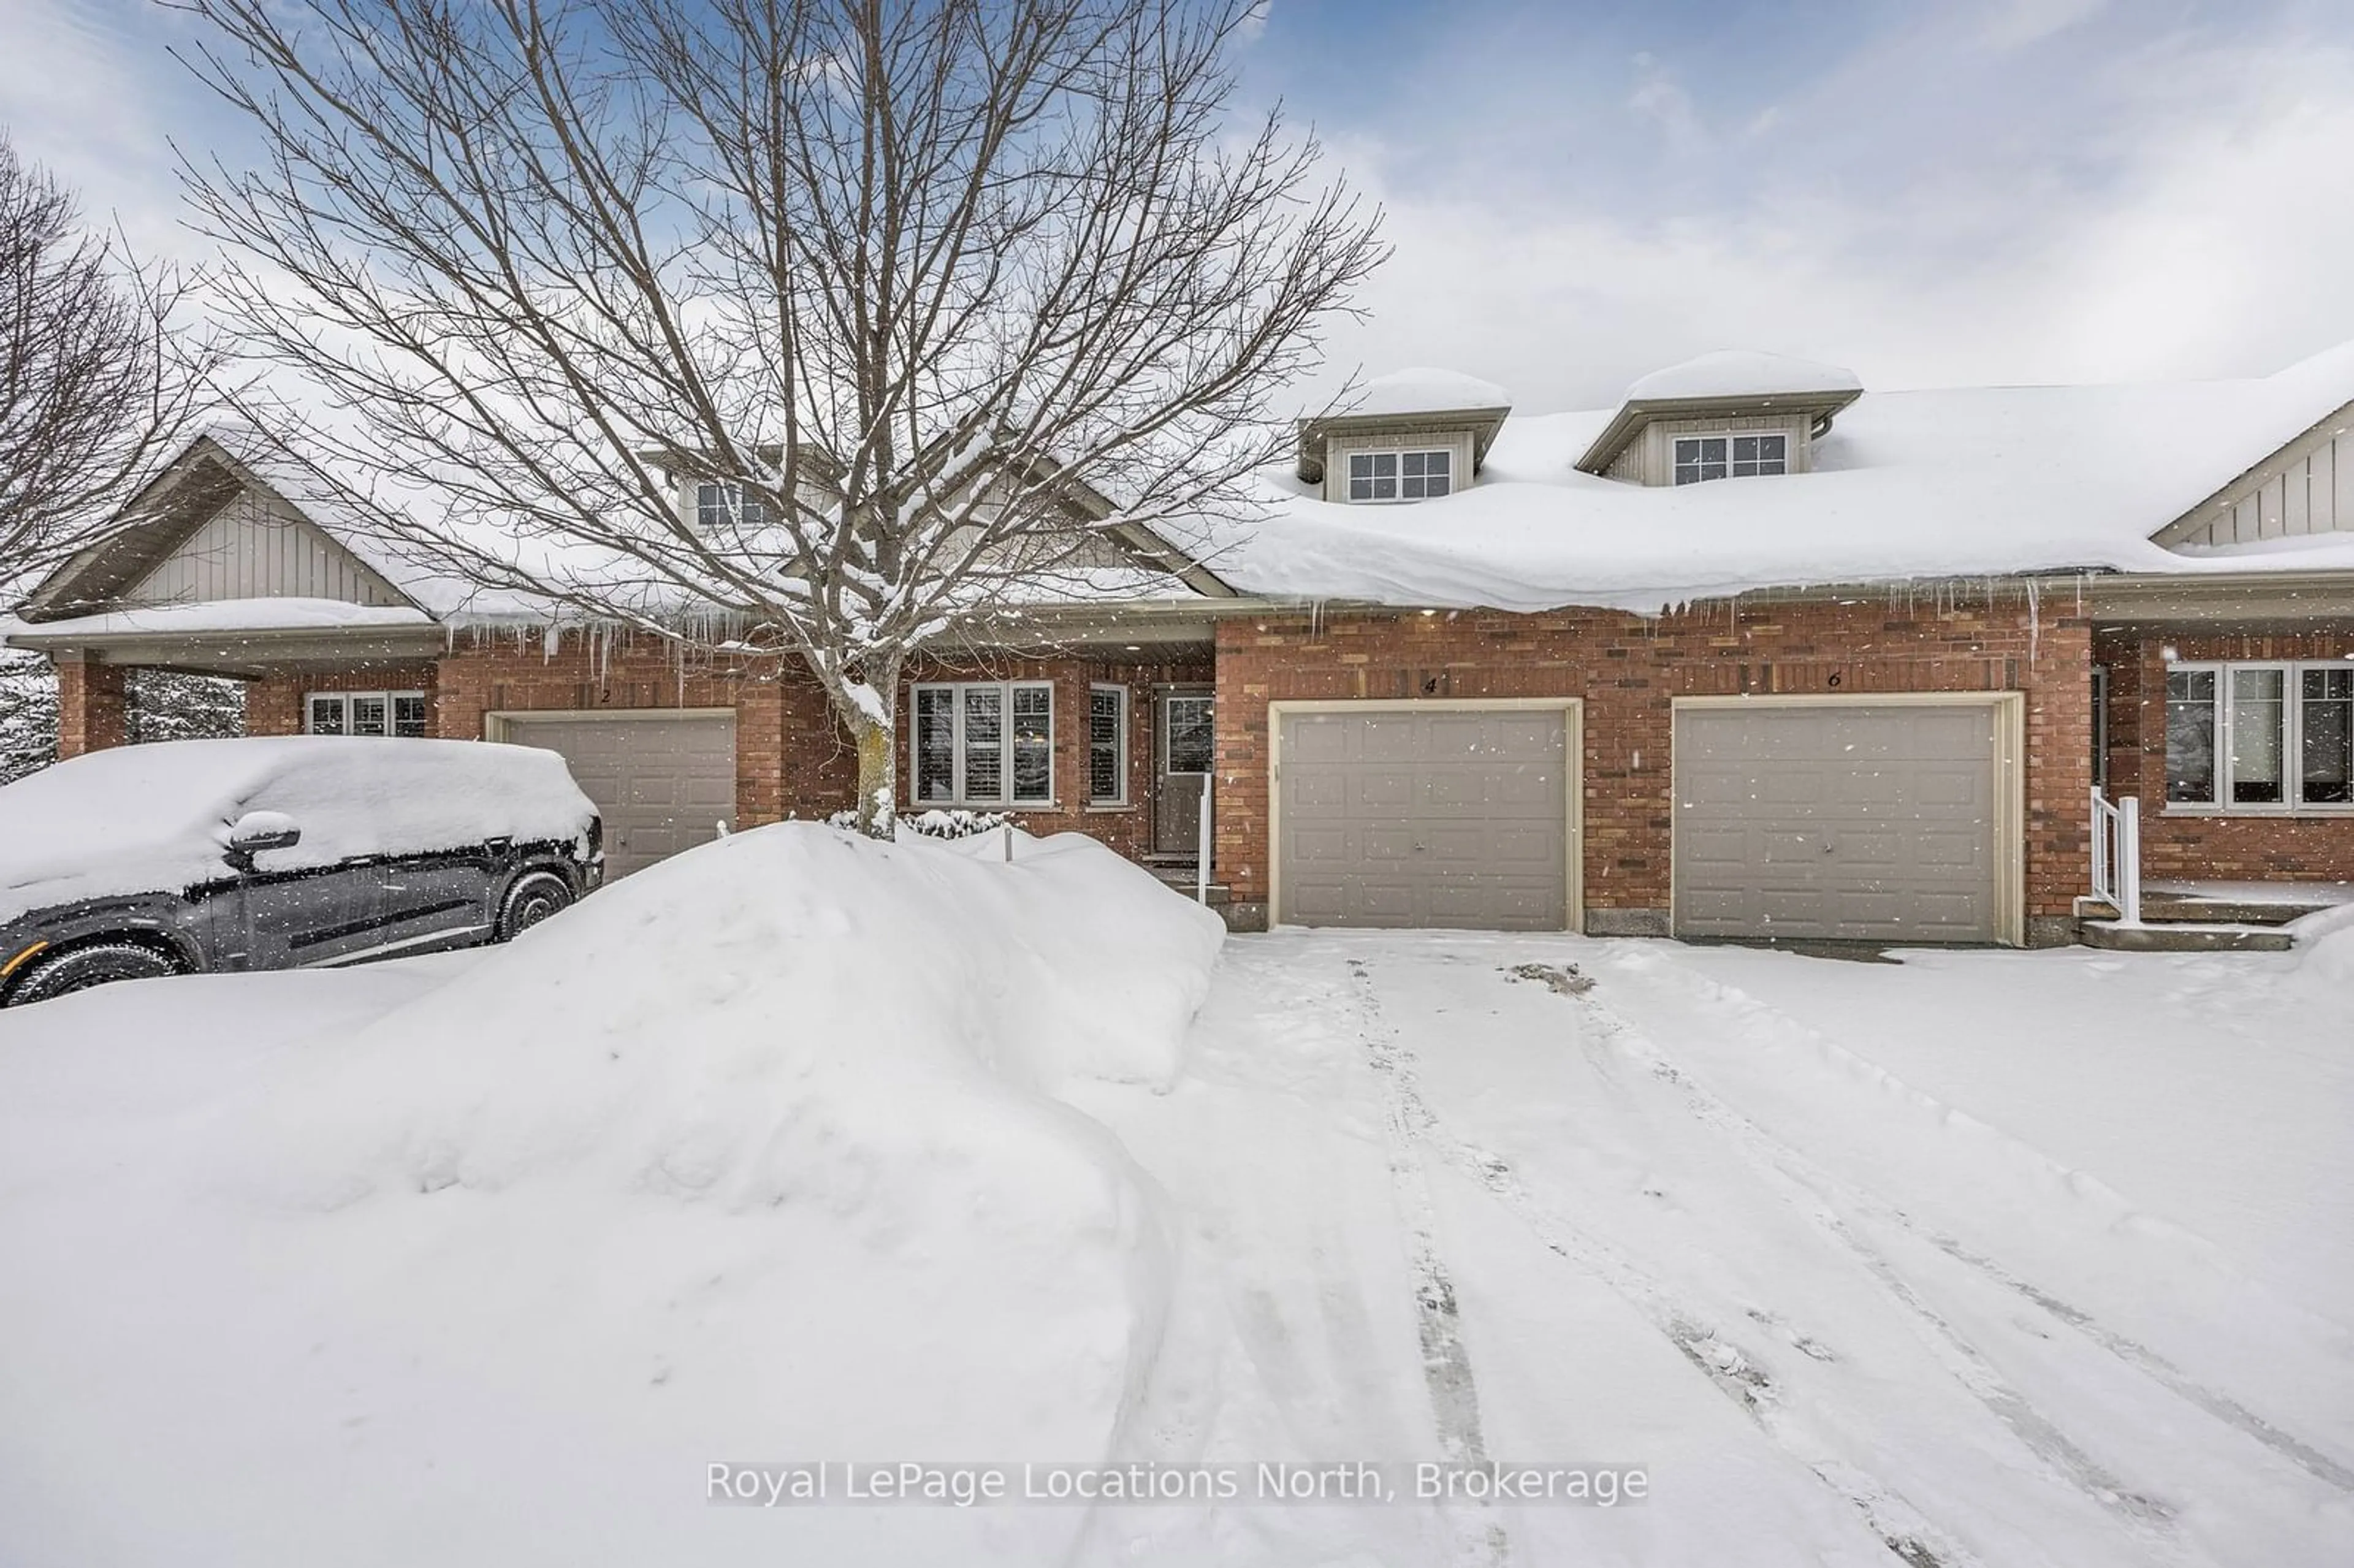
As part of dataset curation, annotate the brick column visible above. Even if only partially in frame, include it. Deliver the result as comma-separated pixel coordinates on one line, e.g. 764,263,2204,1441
243,677,305,737
55,654,129,758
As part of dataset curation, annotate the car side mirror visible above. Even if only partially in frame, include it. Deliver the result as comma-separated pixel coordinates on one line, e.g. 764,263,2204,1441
224,811,302,870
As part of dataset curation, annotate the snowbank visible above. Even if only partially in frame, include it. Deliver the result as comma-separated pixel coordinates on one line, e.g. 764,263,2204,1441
2296,913,2354,987
921,827,1226,1090
0,824,1222,1565
0,737,598,924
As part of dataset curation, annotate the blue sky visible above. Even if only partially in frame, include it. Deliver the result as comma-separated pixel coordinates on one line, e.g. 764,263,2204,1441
9,0,2354,409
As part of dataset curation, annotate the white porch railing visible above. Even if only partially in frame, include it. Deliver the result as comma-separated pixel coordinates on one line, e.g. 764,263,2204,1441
1196,773,1214,905
2090,786,2141,924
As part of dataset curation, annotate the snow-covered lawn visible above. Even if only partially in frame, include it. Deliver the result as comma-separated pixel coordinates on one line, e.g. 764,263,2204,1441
2,832,2349,1566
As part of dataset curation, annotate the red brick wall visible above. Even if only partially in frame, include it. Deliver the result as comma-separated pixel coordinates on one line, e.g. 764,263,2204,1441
2096,626,2354,881
248,664,441,737
897,652,1213,860
262,634,1211,858
1216,595,2093,940
427,633,799,827
53,657,127,757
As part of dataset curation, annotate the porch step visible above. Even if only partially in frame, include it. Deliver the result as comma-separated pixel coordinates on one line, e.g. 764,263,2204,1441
2078,919,2294,953
2074,889,2336,931
1147,866,1230,907
2136,891,2331,927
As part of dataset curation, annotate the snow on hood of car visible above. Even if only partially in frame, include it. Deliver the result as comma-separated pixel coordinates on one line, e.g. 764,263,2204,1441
0,737,599,927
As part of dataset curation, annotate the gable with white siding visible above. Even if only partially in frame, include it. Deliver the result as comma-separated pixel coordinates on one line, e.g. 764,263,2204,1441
120,482,412,610
2156,398,2354,548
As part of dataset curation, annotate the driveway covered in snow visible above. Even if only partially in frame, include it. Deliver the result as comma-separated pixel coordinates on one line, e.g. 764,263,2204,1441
2,850,2349,1567
1071,930,2354,1567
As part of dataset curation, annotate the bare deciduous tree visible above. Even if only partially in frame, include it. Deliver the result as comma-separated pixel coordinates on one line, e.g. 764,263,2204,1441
0,137,216,603
173,0,1382,832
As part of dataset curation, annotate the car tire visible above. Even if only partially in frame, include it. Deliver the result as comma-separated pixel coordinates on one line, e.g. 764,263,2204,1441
497,869,576,941
8,942,184,1006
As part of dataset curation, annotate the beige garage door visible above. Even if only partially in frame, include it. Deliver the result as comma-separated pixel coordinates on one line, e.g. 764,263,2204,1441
1674,702,2004,943
1278,706,1571,931
498,713,736,878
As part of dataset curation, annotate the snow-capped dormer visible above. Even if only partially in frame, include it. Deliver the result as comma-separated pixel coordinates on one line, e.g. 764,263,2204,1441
1577,351,1862,486
1296,368,1512,503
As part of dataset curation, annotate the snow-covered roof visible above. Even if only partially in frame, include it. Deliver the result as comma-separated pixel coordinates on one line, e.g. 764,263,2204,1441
26,347,2354,639
16,421,481,624
1621,350,1863,404
187,422,477,612
1,597,436,641
1294,368,1518,485
19,422,1223,633
1209,341,2354,614
1332,367,1512,421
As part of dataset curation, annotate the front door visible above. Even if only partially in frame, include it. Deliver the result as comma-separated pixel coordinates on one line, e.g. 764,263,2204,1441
1156,690,1214,857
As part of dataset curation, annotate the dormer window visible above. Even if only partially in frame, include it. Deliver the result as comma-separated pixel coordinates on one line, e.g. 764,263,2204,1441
1577,353,1858,484
1347,448,1452,502
695,482,774,529
1673,433,1788,485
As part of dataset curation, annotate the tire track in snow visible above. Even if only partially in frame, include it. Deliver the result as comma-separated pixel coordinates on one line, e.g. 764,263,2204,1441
1443,1139,1989,1568
1564,992,2181,1528
1342,956,1512,1568
1510,980,2310,1568
1580,967,2354,1498
1350,975,1989,1568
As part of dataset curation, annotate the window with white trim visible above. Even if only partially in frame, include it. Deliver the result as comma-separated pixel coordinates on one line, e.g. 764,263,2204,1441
2165,661,2353,810
1673,433,1787,485
694,481,774,530
911,682,1055,806
305,691,428,737
1346,447,1452,502
1087,685,1128,805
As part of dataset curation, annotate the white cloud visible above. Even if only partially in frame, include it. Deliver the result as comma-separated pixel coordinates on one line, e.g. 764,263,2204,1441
1982,0,2111,50
0,0,207,265
6,0,2350,423
1308,20,2354,410
1625,52,1706,153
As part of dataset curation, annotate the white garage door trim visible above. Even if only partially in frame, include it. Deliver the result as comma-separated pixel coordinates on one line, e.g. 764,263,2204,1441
1670,692,2026,947
484,707,740,876
483,706,738,746
1267,698,1584,932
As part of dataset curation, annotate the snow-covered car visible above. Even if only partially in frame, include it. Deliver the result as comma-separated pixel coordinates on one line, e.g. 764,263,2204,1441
0,737,603,1007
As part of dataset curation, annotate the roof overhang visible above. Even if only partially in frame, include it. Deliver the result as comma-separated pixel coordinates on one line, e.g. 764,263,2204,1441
2082,569,2354,622
3,620,450,676
1294,407,1512,486
941,594,1249,652
1574,387,1865,476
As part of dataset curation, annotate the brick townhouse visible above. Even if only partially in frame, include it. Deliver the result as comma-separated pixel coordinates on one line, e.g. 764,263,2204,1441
14,348,2354,945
